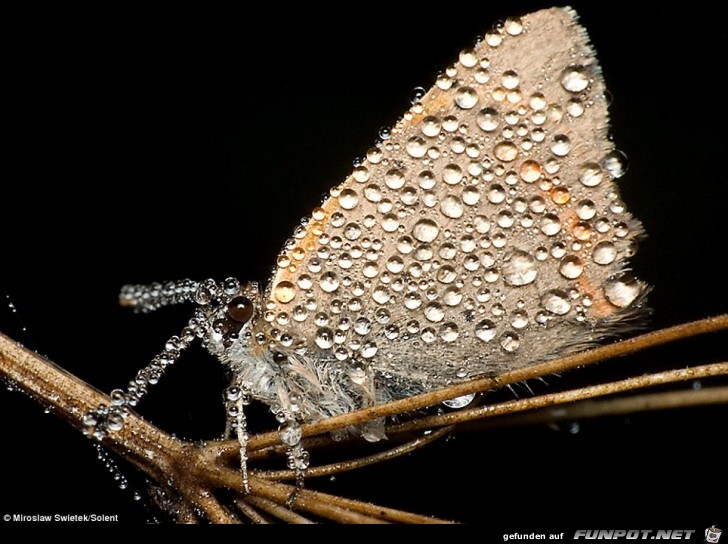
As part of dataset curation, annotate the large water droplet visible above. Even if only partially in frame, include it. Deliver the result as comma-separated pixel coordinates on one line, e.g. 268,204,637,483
443,164,464,185
519,160,542,183
413,219,440,242
502,250,538,286
561,65,590,93
406,136,428,158
579,163,604,187
541,290,571,315
477,107,500,132
500,332,520,352
504,16,523,35
315,328,334,349
385,168,406,190
551,134,572,156
424,302,445,322
319,272,340,293
421,116,441,137
439,322,459,342
602,150,629,178
494,141,518,162
274,281,296,303
440,195,465,219
475,319,497,342
455,86,479,109
593,241,618,265
338,189,359,210
604,274,641,308
501,70,520,90
559,256,584,279
459,48,478,68
540,214,562,236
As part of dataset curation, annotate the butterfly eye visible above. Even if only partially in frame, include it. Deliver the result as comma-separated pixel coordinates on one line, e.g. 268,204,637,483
226,297,254,323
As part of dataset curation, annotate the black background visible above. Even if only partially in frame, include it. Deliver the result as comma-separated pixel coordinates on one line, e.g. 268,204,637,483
2,1,726,528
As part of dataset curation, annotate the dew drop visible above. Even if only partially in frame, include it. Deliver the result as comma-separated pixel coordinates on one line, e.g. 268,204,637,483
421,116,441,137
502,250,538,286
338,189,359,210
501,70,520,90
459,48,478,68
443,286,463,306
602,150,629,178
540,214,562,236
519,160,542,182
319,272,340,293
576,199,597,220
593,241,618,265
443,393,477,409
475,319,497,342
579,163,604,187
551,134,572,156
381,213,400,232
462,186,481,206
364,184,382,203
439,322,459,342
511,310,529,329
406,136,428,158
477,107,500,132
455,86,479,109
541,290,572,315
559,256,584,279
604,274,642,308
274,281,296,303
315,328,334,349
494,141,518,162
424,302,445,322
412,219,440,243
504,16,524,36
443,164,464,185
440,195,465,219
500,332,520,352
561,65,590,93
385,168,406,190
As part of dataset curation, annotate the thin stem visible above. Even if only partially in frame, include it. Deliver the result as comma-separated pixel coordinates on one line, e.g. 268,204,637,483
191,489,240,524
233,498,270,524
258,427,451,481
243,495,316,524
386,362,728,435
212,315,728,459
452,386,728,434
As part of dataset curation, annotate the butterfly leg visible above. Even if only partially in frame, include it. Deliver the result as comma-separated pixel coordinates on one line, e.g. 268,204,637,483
82,311,202,440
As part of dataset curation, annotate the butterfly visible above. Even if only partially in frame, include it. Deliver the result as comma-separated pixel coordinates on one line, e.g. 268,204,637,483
86,6,647,482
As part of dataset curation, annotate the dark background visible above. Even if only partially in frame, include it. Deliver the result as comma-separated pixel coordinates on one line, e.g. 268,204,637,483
2,2,726,528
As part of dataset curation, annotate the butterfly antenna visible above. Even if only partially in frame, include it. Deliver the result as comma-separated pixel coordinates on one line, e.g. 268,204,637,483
119,279,199,312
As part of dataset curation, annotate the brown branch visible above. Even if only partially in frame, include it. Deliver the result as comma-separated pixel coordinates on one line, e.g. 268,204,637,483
257,427,451,481
243,495,316,524
233,498,270,524
1,314,726,524
385,363,728,435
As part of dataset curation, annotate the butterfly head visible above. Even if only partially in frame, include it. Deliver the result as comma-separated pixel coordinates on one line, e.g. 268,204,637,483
193,278,263,355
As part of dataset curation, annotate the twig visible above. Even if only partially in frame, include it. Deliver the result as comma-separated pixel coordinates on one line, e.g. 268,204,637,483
244,495,316,524
385,363,728,435
257,427,451,481
1,314,726,523
233,498,270,524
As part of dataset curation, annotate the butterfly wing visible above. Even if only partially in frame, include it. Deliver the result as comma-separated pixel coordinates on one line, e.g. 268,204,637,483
261,8,647,411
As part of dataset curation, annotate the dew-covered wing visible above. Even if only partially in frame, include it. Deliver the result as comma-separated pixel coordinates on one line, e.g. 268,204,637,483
262,7,647,399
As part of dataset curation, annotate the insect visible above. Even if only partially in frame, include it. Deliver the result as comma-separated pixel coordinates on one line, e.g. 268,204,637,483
82,7,647,487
